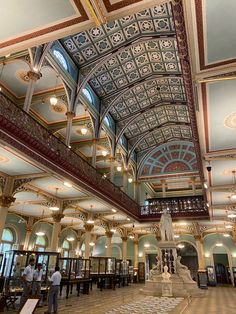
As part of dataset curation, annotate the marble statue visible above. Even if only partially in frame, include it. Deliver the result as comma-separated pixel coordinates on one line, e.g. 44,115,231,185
161,265,171,282
176,256,194,283
159,208,174,241
149,256,161,280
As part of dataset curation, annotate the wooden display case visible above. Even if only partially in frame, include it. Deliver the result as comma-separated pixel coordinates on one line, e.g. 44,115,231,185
57,257,91,299
115,260,130,287
89,257,116,290
3,250,59,293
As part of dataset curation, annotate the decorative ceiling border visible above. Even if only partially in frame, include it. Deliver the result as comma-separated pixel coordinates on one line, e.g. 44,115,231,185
103,0,143,12
0,1,89,51
172,0,204,181
195,0,236,70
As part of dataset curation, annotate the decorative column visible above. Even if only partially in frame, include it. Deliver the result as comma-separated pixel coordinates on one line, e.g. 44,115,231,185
0,195,15,241
133,181,140,203
65,111,75,146
84,224,94,259
23,216,34,250
92,139,97,167
76,231,81,256
191,177,196,195
122,169,128,193
110,157,115,183
105,231,113,257
195,235,205,270
23,71,42,113
51,214,64,252
134,237,139,269
161,180,166,197
121,236,128,260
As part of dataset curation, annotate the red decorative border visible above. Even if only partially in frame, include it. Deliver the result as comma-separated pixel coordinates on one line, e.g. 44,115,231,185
195,0,236,70
103,0,143,13
0,0,88,49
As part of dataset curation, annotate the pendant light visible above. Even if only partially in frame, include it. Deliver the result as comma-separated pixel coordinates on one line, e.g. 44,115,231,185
0,62,6,92
50,74,59,106
49,188,59,211
36,210,45,236
81,107,88,135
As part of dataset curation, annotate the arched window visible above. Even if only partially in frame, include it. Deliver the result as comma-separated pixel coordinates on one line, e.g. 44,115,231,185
82,88,93,104
35,235,46,252
62,240,70,258
104,116,111,128
0,228,15,253
53,49,68,70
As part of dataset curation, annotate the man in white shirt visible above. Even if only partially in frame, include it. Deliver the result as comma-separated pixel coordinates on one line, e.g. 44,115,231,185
32,263,43,304
44,265,62,314
20,258,35,307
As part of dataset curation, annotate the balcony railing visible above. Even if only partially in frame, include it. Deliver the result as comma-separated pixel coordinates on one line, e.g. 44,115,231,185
140,195,209,220
0,94,140,219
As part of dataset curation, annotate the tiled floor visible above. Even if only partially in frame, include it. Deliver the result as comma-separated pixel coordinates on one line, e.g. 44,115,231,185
6,284,236,314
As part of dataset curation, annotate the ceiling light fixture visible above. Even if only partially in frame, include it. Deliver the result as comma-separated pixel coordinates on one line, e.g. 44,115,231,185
177,244,185,249
216,242,223,247
87,219,94,224
64,181,72,188
0,62,6,92
129,234,134,239
102,150,108,157
179,222,187,226
227,213,236,218
223,234,230,238
111,227,116,233
49,188,59,211
111,209,117,213
35,231,45,236
225,225,233,229
67,237,75,242
89,242,95,246
174,235,180,239
117,165,122,172
50,74,59,106
144,243,150,248
203,181,208,189
128,177,133,183
127,217,131,221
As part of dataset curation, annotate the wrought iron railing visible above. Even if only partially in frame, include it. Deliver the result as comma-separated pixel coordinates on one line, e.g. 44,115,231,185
0,94,140,219
140,195,208,220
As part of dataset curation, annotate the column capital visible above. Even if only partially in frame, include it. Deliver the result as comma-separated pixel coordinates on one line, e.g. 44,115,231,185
121,236,128,242
26,226,32,233
66,111,75,119
133,240,139,245
0,195,16,208
52,213,64,223
92,138,98,144
27,70,42,81
105,231,113,238
84,223,94,232
194,234,203,242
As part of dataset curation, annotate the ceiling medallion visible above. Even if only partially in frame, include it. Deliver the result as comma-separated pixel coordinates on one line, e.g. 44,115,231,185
224,112,236,129
0,155,9,163
51,103,66,114
15,70,30,84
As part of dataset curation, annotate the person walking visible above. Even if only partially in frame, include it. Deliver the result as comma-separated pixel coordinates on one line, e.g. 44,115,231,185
44,265,61,314
32,263,43,305
20,258,35,307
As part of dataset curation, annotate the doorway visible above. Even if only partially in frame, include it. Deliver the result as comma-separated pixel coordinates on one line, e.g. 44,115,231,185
146,253,157,277
213,253,231,285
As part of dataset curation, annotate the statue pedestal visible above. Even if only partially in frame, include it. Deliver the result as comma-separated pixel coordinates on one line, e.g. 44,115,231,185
162,281,172,297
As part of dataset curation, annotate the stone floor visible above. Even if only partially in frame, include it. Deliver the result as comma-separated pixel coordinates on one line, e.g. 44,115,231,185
6,284,236,314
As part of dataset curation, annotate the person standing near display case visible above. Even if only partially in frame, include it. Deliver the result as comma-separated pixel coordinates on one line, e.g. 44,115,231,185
32,263,43,305
44,265,62,314
20,258,35,306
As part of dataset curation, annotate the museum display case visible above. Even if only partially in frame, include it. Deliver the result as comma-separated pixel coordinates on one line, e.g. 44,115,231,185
89,257,116,290
115,260,130,287
57,257,91,298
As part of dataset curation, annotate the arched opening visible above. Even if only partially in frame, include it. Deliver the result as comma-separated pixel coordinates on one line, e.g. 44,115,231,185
35,235,47,252
62,239,70,258
177,242,198,281
213,245,231,285
0,228,15,253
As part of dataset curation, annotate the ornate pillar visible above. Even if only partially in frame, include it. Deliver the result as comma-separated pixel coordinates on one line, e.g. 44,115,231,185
110,157,115,183
161,180,166,197
195,235,205,270
121,236,128,260
134,238,139,268
92,139,97,167
23,71,42,113
133,181,140,203
50,214,64,252
122,169,128,193
76,232,81,256
105,231,113,257
0,195,15,241
65,111,75,146
84,224,94,259
23,216,34,250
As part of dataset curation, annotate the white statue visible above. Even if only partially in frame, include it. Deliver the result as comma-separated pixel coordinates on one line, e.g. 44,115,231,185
176,256,194,283
149,256,161,280
161,265,171,282
159,208,174,241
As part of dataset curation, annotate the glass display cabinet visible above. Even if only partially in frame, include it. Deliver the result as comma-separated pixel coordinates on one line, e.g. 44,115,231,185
3,250,59,294
0,254,4,276
89,257,116,290
57,257,91,299
115,260,130,287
